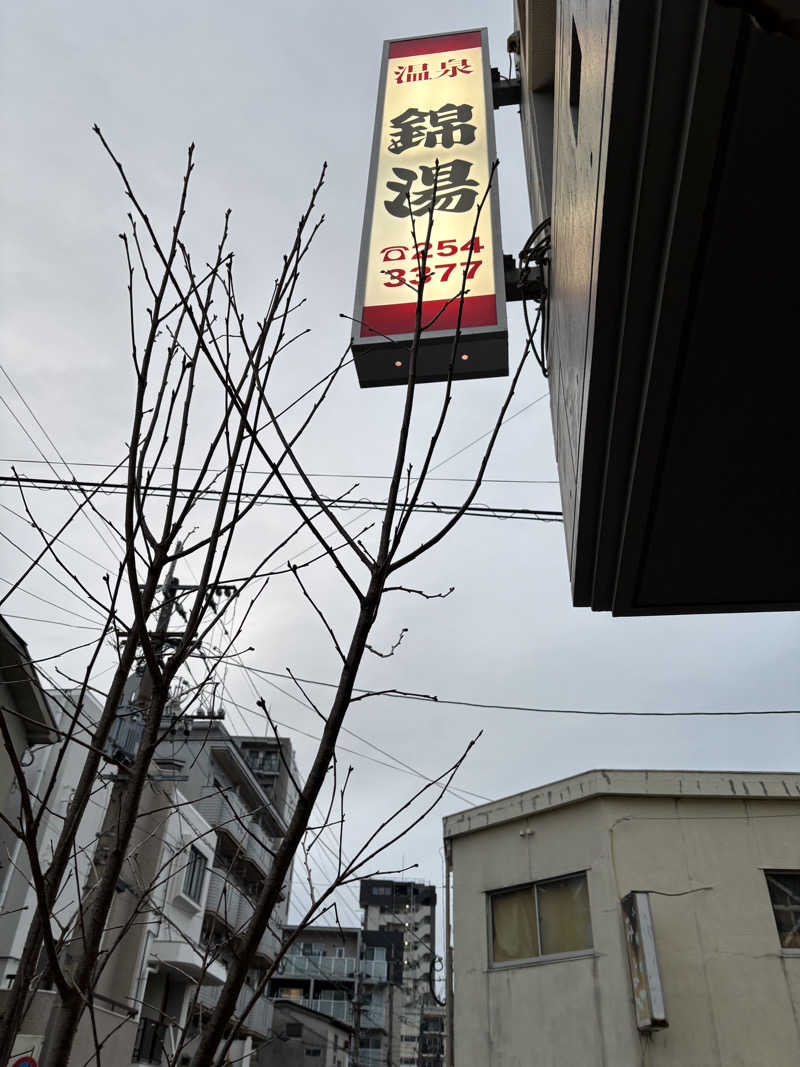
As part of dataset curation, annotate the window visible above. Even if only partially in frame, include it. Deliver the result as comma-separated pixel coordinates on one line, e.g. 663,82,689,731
304,1048,322,1058
489,872,592,966
317,989,346,1003
766,871,800,949
183,846,207,903
364,945,386,962
569,17,582,140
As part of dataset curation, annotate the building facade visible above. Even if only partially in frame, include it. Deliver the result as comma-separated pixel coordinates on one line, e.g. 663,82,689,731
270,922,404,1067
152,721,297,1063
0,663,300,1067
264,998,353,1067
443,769,800,1066
361,879,443,1067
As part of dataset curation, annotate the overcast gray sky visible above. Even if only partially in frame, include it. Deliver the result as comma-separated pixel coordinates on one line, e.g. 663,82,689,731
2,0,798,947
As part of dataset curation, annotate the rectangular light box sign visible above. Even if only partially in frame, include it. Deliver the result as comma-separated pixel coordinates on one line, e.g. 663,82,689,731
621,891,668,1032
351,28,508,388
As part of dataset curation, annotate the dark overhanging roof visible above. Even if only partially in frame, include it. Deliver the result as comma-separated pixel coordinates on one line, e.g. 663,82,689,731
0,615,56,745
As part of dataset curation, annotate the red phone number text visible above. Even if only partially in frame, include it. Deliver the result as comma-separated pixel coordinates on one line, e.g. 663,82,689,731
378,237,485,288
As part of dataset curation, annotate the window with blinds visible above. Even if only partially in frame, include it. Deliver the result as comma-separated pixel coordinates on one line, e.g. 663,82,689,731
489,872,592,966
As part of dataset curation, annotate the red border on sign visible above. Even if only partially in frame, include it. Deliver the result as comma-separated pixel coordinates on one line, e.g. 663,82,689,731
360,294,497,337
388,32,482,59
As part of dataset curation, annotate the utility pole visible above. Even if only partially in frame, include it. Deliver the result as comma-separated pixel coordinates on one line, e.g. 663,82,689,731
72,556,183,1012
353,926,362,1067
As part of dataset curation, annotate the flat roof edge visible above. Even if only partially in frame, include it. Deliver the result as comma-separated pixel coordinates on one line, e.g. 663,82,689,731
443,768,800,839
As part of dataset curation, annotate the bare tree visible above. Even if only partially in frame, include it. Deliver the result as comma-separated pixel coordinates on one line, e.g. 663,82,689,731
0,131,533,1067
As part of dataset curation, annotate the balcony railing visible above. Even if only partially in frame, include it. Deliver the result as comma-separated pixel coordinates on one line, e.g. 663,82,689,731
206,869,251,930
205,870,276,959
193,790,250,844
244,831,279,877
197,981,272,1037
361,1003,386,1029
245,752,281,775
280,953,387,981
359,1050,383,1067
307,998,354,1025
192,792,279,877
280,954,355,980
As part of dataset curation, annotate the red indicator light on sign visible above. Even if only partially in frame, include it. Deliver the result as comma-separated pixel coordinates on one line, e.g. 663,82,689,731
460,354,469,361
395,360,403,367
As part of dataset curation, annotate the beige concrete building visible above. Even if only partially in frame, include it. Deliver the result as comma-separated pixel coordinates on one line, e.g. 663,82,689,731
443,769,800,1067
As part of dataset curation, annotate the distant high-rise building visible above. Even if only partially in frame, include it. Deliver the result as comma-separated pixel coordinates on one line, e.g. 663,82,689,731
360,879,443,1067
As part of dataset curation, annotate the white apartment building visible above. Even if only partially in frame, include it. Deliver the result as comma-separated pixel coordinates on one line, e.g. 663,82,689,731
443,769,800,1067
0,688,225,1065
0,663,299,1066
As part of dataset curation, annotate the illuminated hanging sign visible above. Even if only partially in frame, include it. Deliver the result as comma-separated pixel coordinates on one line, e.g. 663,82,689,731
351,29,508,388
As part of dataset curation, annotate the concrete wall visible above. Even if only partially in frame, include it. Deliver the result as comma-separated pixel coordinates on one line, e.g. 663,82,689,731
447,776,800,1066
0,988,137,1066
0,692,111,988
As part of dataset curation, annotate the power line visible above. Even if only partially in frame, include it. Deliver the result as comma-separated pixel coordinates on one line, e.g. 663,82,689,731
2,458,558,488
428,390,549,473
0,475,563,523
0,612,104,632
223,663,489,805
0,500,115,573
0,367,122,565
218,687,484,810
227,665,800,719
0,577,111,627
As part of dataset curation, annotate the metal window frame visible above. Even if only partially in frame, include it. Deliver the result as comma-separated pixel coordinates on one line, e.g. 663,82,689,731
764,869,800,950
486,869,593,969
183,844,208,903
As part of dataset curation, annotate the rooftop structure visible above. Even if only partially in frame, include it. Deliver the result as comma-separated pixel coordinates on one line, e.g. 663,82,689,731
443,768,800,1066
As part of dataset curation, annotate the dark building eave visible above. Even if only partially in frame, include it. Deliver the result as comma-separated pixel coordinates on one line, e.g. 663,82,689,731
553,2,800,614
0,616,57,745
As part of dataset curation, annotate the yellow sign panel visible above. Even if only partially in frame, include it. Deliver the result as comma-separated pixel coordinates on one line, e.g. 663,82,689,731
352,29,508,388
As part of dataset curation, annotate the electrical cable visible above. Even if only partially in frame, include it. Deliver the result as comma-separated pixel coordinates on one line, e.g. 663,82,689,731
0,475,563,523
0,500,115,574
0,367,122,565
227,664,800,719
426,391,549,474
228,667,488,806
2,459,559,488
0,577,111,627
